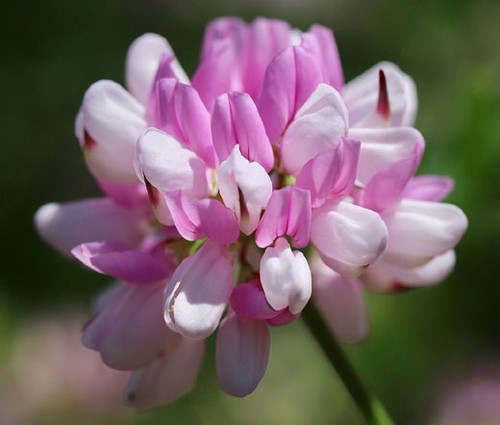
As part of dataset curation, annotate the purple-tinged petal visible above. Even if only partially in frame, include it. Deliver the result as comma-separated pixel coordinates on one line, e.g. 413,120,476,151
211,92,274,171
280,83,349,174
311,201,388,277
153,79,216,166
200,17,247,59
164,190,240,244
349,127,425,185
344,61,418,128
362,142,424,212
82,281,175,370
125,337,205,408
402,175,454,202
80,80,147,183
218,146,273,235
296,138,360,207
72,242,172,285
383,199,468,262
260,237,312,314
125,33,176,106
97,180,149,210
230,279,279,321
311,254,369,343
255,186,311,248
135,128,210,200
216,312,270,397
34,198,146,256
302,25,343,91
256,45,322,145
164,242,234,340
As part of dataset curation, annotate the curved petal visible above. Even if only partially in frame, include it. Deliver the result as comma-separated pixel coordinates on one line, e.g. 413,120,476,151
34,198,146,256
216,313,270,397
402,175,454,202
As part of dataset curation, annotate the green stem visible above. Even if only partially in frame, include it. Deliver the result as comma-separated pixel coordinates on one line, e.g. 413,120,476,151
301,302,395,425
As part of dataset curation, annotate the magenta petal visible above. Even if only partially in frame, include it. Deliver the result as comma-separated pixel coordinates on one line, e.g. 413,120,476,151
72,242,170,285
216,312,270,397
200,17,247,60
97,180,149,210
296,138,360,207
256,186,311,248
230,280,279,321
402,175,454,202
256,46,322,144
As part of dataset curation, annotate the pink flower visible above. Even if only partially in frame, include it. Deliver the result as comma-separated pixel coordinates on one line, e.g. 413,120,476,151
35,16,467,407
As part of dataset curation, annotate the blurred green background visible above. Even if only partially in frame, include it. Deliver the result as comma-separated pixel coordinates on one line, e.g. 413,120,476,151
1,0,499,424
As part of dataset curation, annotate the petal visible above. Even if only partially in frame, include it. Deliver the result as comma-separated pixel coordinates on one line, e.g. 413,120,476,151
164,242,234,339
260,237,312,314
311,254,369,343
125,33,175,105
72,241,171,285
34,198,146,256
255,186,311,249
135,128,210,200
216,313,270,397
256,45,323,144
81,80,147,183
311,201,388,277
280,84,349,174
125,337,205,408
349,127,425,185
230,279,280,321
96,180,149,210
296,137,360,207
211,92,274,171
401,175,454,202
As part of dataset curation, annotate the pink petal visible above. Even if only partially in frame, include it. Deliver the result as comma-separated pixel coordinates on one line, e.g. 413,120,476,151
311,255,369,343
34,198,146,256
211,92,274,171
216,312,270,397
200,17,247,60
96,180,149,210
125,337,205,408
164,242,234,339
72,241,172,285
311,201,388,277
230,279,280,321
164,190,240,244
256,45,322,145
280,83,349,174
296,137,360,207
402,175,454,202
125,33,175,106
260,237,312,314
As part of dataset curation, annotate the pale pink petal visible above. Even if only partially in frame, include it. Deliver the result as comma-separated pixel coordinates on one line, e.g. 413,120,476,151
125,33,175,105
96,180,149,210
311,201,388,277
200,17,246,59
34,198,146,256
349,127,425,185
164,190,240,244
362,142,424,212
164,242,234,339
218,146,273,235
255,186,311,248
211,92,274,171
402,175,454,202
256,45,322,144
311,254,369,343
125,337,205,408
72,241,171,285
81,80,146,183
135,128,210,200
216,312,270,397
260,237,312,314
82,282,174,370
280,83,349,174
383,199,468,261
296,138,360,207
343,61,417,128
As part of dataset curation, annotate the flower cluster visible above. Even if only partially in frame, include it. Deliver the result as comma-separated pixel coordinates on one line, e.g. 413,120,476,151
35,17,467,407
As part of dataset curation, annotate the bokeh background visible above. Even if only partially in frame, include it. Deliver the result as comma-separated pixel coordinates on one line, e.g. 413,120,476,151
1,0,499,424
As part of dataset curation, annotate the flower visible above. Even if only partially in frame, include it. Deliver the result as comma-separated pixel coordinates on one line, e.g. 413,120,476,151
35,16,467,407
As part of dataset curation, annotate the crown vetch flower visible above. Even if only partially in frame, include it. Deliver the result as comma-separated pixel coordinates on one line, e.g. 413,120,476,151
35,16,467,407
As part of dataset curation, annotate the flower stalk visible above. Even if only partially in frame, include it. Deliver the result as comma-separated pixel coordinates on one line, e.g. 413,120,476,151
302,302,395,425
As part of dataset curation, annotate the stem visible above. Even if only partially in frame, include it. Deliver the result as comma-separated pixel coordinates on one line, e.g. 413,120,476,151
301,302,395,425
